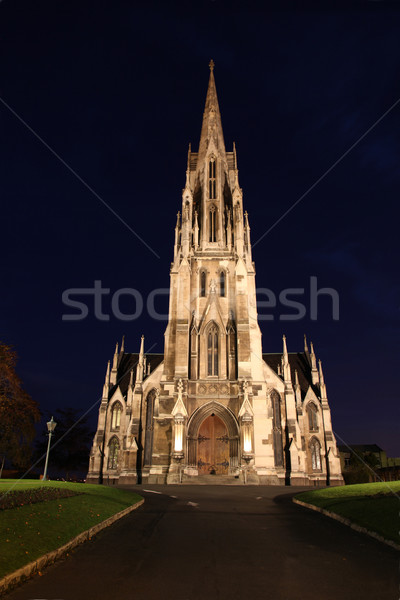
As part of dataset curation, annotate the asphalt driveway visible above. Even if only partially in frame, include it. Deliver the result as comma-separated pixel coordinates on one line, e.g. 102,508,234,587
5,485,398,600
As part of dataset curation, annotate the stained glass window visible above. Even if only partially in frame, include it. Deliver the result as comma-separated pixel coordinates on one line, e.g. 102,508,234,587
207,324,219,376
108,437,120,470
111,402,122,430
310,438,321,471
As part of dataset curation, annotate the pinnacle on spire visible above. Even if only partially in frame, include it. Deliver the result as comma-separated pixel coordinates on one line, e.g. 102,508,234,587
129,368,134,388
102,360,111,400
110,343,119,385
209,59,215,71
104,360,110,384
193,210,199,249
184,146,192,192
304,334,309,353
318,359,325,385
310,341,319,385
282,334,288,363
120,335,125,354
282,335,293,386
112,342,119,369
136,335,145,383
294,369,302,408
318,359,327,401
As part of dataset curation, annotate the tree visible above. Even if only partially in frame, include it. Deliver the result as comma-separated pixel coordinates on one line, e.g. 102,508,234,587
0,342,40,471
35,408,94,479
344,449,380,484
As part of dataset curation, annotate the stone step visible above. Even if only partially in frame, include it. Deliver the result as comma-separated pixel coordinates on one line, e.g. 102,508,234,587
181,474,244,485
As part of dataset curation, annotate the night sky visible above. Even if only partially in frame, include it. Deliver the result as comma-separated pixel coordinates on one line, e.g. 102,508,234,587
1,1,399,457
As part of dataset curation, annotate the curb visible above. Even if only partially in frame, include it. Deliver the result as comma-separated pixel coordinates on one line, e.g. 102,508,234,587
293,497,399,551
0,498,144,596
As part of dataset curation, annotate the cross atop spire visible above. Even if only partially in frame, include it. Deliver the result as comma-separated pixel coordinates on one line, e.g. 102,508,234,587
209,59,215,71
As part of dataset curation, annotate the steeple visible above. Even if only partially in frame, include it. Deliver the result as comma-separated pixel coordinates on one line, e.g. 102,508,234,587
198,60,226,165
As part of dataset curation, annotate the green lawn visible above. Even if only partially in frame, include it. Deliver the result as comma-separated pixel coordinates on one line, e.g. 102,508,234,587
0,480,142,578
295,481,400,544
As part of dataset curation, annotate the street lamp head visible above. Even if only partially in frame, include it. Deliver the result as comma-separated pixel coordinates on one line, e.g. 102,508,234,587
47,416,57,433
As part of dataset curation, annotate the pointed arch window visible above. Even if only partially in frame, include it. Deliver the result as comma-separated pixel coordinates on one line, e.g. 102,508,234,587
307,403,318,431
209,159,216,199
111,402,122,430
107,437,120,470
200,271,206,297
310,438,322,471
226,321,237,380
271,390,284,467
219,271,225,297
207,323,219,376
209,205,216,242
144,389,156,466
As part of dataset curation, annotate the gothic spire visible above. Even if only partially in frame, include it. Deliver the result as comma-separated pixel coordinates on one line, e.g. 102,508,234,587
198,60,226,165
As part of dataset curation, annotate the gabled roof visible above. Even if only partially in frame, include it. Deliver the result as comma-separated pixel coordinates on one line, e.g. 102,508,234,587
262,352,318,398
108,351,317,401
109,352,164,398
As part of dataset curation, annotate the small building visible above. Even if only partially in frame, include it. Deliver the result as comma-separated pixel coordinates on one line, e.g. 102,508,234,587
338,444,400,483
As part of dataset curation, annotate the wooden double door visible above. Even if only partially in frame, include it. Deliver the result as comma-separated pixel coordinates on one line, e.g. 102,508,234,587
197,414,229,475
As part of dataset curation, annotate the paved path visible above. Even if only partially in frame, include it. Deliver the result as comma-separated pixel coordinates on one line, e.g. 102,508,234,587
6,486,398,600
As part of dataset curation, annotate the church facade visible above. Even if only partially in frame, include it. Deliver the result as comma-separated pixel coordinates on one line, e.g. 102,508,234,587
87,63,343,486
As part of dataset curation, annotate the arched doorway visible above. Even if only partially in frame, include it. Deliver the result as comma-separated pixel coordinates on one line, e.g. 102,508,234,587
197,414,229,475
187,402,240,476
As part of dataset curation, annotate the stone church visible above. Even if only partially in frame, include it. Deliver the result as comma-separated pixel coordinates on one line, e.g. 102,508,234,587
87,62,344,486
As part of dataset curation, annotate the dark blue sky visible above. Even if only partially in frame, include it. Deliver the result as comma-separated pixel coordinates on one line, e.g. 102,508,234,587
1,1,399,456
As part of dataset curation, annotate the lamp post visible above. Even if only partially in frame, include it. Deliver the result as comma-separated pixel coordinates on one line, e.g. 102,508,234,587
42,416,57,481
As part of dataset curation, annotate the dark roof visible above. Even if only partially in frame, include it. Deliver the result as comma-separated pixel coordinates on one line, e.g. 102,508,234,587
263,352,316,398
110,351,315,400
338,444,384,454
110,352,164,398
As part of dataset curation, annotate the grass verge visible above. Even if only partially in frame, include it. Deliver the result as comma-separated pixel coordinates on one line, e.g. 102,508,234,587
0,480,142,578
295,481,400,544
